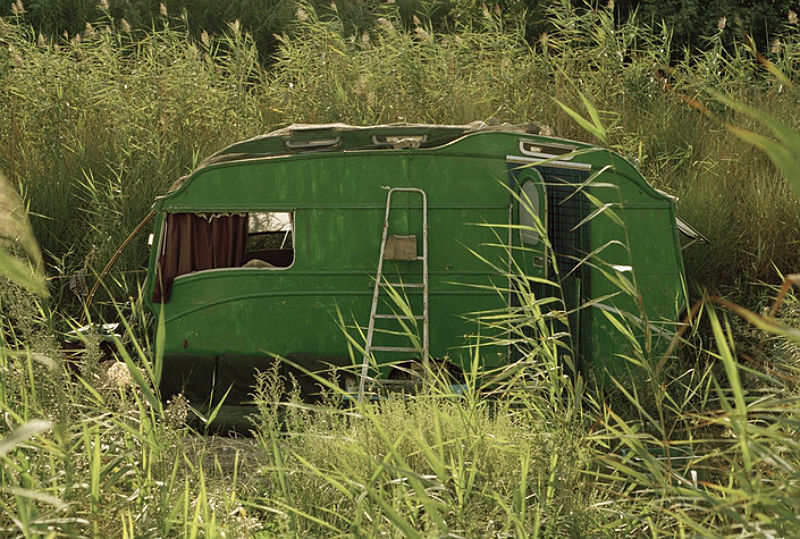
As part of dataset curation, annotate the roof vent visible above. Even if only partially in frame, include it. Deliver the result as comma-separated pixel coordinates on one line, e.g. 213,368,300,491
519,140,577,160
372,134,427,149
285,137,340,150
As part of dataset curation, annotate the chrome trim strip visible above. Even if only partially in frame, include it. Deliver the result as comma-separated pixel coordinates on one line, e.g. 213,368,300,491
506,155,592,171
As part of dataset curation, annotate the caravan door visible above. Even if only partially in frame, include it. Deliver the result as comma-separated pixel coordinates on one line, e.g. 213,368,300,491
511,168,547,280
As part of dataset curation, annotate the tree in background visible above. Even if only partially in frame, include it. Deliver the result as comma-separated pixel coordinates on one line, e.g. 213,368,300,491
8,0,793,64
610,0,798,52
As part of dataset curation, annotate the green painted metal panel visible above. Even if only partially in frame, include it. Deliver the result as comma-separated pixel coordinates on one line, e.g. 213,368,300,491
144,124,690,409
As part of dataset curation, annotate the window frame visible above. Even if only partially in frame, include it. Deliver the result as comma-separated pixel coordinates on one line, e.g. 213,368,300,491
240,210,296,271
163,209,297,284
519,180,542,246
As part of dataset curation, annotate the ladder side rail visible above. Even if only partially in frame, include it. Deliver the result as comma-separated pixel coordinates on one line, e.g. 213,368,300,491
358,190,396,399
419,189,430,377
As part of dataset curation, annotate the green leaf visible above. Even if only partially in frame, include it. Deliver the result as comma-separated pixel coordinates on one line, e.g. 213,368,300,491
708,88,800,198
580,91,607,142
719,97,800,157
0,250,48,297
154,306,165,388
115,337,163,414
0,171,47,296
554,98,607,143
0,420,51,457
725,125,800,196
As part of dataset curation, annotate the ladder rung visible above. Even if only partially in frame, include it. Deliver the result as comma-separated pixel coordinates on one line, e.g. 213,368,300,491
379,282,424,288
374,314,424,320
370,346,422,353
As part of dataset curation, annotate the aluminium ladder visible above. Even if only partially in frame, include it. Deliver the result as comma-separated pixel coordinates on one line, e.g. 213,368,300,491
358,188,429,399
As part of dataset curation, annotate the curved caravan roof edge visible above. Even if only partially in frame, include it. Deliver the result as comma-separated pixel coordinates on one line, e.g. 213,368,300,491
205,120,554,162
158,122,684,209
162,121,554,193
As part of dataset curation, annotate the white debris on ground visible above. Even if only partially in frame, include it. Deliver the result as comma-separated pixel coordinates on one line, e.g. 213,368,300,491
102,360,134,388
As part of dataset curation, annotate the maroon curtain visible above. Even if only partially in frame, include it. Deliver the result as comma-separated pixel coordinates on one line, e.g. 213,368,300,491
153,213,247,302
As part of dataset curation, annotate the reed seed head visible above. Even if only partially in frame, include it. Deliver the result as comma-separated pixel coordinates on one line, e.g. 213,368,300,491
10,0,25,15
9,45,24,67
164,393,189,428
377,17,393,32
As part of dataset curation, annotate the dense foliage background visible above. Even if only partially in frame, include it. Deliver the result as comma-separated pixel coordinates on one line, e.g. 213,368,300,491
2,0,797,64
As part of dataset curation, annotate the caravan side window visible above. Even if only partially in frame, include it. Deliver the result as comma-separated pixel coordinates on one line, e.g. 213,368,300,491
519,181,540,245
152,210,295,302
243,211,294,268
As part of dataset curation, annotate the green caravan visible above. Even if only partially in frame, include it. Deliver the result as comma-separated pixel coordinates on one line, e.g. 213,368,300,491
144,122,701,421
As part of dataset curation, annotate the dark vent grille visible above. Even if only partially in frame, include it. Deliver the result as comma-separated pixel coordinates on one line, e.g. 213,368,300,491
536,166,591,370
548,186,585,275
537,166,589,276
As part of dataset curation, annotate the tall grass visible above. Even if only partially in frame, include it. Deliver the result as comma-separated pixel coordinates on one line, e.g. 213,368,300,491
0,10,271,315
2,253,800,537
0,3,799,538
0,280,270,537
